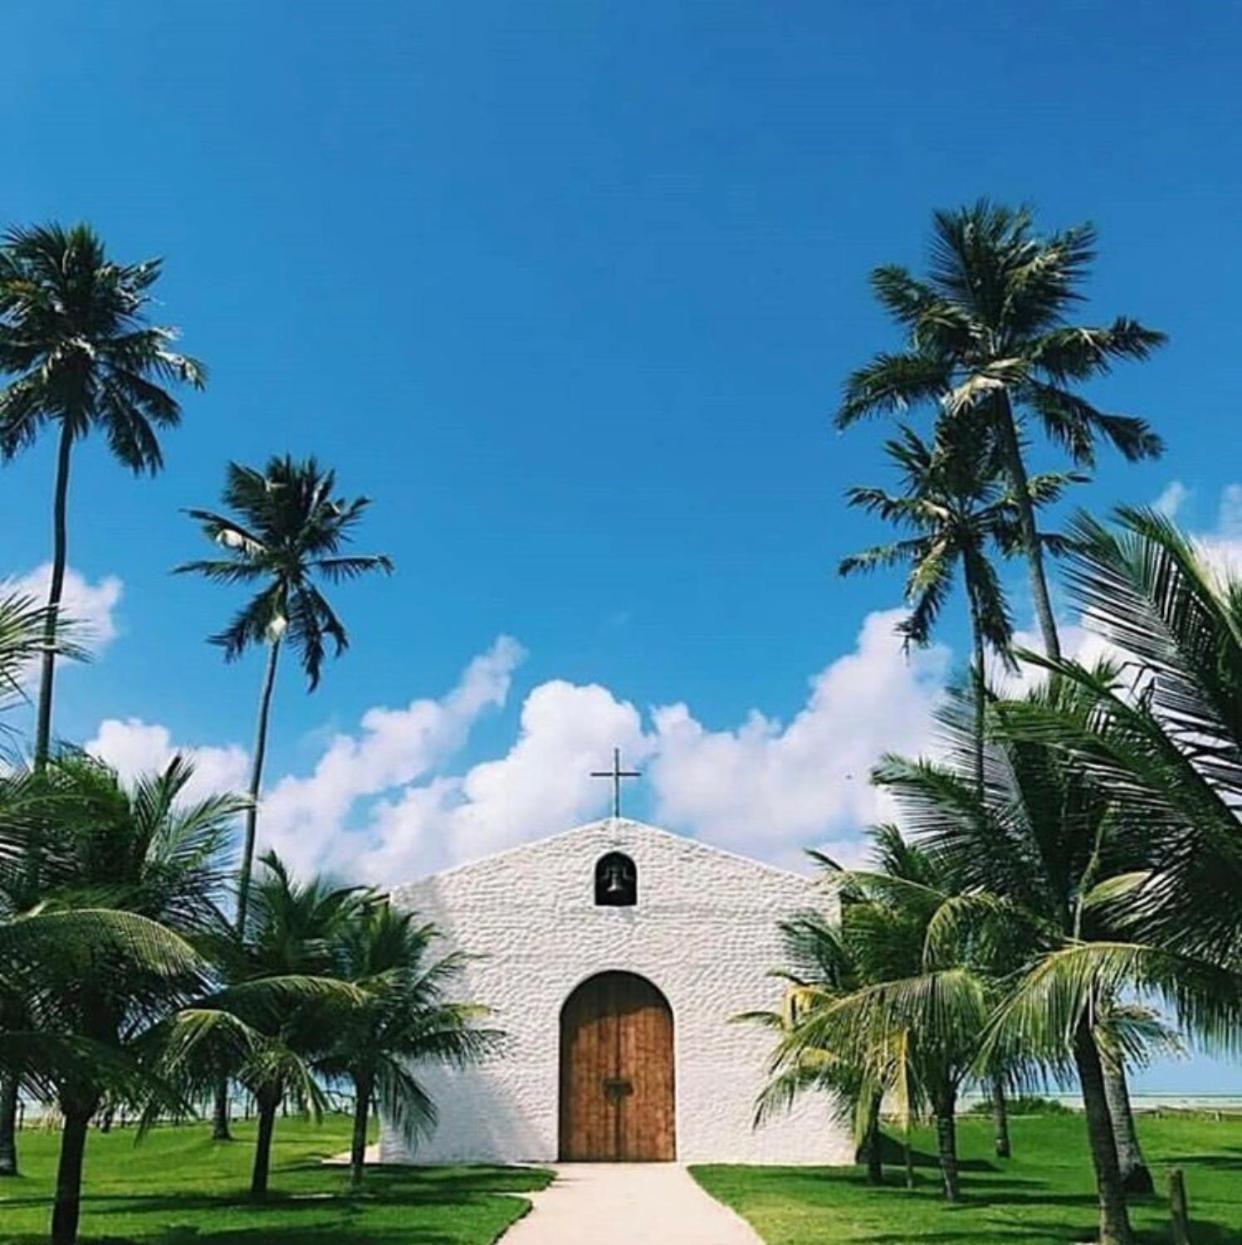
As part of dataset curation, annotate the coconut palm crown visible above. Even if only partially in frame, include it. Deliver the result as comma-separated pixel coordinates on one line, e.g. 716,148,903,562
0,222,204,767
840,416,1081,658
177,456,392,936
178,456,393,690
836,201,1165,662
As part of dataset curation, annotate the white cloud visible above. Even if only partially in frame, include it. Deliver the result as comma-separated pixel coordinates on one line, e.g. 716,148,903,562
647,609,947,868
352,609,946,882
86,717,250,805
3,564,123,684
355,678,652,880
1218,484,1242,538
259,637,525,876
1196,484,1242,581
987,619,1123,699
1153,480,1190,518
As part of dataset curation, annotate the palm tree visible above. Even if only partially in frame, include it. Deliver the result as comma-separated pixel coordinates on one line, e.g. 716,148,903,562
1007,507,1242,966
318,901,501,1189
743,905,903,1186
836,201,1164,663
222,851,362,1199
178,457,392,1143
177,457,393,935
0,593,84,1176
0,223,204,767
770,829,990,1203
873,679,1242,1244
0,753,245,1245
840,415,1079,1158
840,415,1079,795
997,506,1242,1196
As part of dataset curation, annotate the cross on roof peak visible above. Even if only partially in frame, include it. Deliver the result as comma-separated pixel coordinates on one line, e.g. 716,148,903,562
590,747,642,819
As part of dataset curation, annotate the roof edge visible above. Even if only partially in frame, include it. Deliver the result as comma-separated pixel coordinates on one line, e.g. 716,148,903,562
391,817,818,891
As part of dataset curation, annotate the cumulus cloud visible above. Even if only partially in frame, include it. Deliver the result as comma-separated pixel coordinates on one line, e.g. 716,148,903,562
3,564,123,683
647,609,948,869
355,678,652,880
259,637,525,876
86,717,250,805
1197,483,1242,580
1153,480,1190,519
351,609,947,882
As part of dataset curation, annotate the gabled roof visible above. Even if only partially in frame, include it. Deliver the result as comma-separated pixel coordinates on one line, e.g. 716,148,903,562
404,816,817,888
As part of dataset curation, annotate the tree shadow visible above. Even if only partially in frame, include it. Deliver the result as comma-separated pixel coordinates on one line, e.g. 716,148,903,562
876,1133,1000,1174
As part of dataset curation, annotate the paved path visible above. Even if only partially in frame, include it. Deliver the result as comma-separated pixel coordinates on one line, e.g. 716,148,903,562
500,1164,764,1245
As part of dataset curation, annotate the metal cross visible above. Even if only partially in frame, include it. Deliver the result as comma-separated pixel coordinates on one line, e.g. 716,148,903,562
591,747,641,819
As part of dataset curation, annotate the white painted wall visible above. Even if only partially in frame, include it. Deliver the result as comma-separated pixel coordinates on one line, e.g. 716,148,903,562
380,819,853,1165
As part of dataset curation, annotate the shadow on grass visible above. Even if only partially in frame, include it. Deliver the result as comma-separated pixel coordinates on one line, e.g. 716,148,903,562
876,1134,1000,1174
9,1234,465,1245
3,1162,550,1245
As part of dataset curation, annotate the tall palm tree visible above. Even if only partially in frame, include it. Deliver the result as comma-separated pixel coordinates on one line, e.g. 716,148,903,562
318,901,501,1189
178,457,393,940
840,415,1078,1159
0,223,204,767
836,201,1164,662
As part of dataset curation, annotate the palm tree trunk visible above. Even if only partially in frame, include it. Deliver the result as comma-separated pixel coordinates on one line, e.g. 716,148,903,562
236,638,281,935
35,418,75,769
0,1074,18,1175
933,1085,960,1203
995,392,1061,661
224,639,283,1147
1103,1060,1153,1195
50,1104,92,1245
350,1075,372,1190
966,581,1011,1165
1074,1020,1133,1245
7,425,73,1167
250,1087,281,1200
857,1094,883,1185
964,580,988,805
212,1079,232,1142
991,1075,1012,1159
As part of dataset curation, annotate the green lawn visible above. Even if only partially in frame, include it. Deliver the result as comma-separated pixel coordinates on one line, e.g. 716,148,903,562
0,1115,552,1244
693,1113,1242,1244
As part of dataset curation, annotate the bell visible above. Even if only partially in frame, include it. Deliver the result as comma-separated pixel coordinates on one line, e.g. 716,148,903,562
603,862,626,894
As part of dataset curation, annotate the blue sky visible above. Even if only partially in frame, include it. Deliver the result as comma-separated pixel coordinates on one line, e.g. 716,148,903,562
4,2,1241,1088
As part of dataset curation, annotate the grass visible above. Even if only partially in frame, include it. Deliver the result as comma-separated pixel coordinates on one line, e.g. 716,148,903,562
0,1115,552,1244
693,1112,1242,1244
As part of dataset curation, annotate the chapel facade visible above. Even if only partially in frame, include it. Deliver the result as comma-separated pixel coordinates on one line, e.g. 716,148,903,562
380,818,853,1165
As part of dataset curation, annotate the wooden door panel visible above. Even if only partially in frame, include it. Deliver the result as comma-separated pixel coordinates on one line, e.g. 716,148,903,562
559,972,675,1161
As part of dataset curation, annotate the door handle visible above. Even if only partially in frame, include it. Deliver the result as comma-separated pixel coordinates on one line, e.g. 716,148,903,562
602,1077,633,1101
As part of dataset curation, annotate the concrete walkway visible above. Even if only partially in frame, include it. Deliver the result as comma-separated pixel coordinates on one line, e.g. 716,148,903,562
500,1164,764,1245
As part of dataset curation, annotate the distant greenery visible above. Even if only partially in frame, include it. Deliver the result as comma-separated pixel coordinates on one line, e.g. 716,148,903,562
694,1113,1242,1244
966,1095,1072,1117
0,1116,552,1244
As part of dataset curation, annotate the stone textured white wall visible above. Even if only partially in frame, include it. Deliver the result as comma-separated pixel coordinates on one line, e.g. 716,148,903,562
380,819,853,1166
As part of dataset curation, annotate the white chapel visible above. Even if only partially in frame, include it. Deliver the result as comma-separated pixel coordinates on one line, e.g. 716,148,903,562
380,817,855,1166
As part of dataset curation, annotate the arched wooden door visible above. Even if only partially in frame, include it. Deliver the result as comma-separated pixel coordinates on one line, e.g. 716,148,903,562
558,971,675,1161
